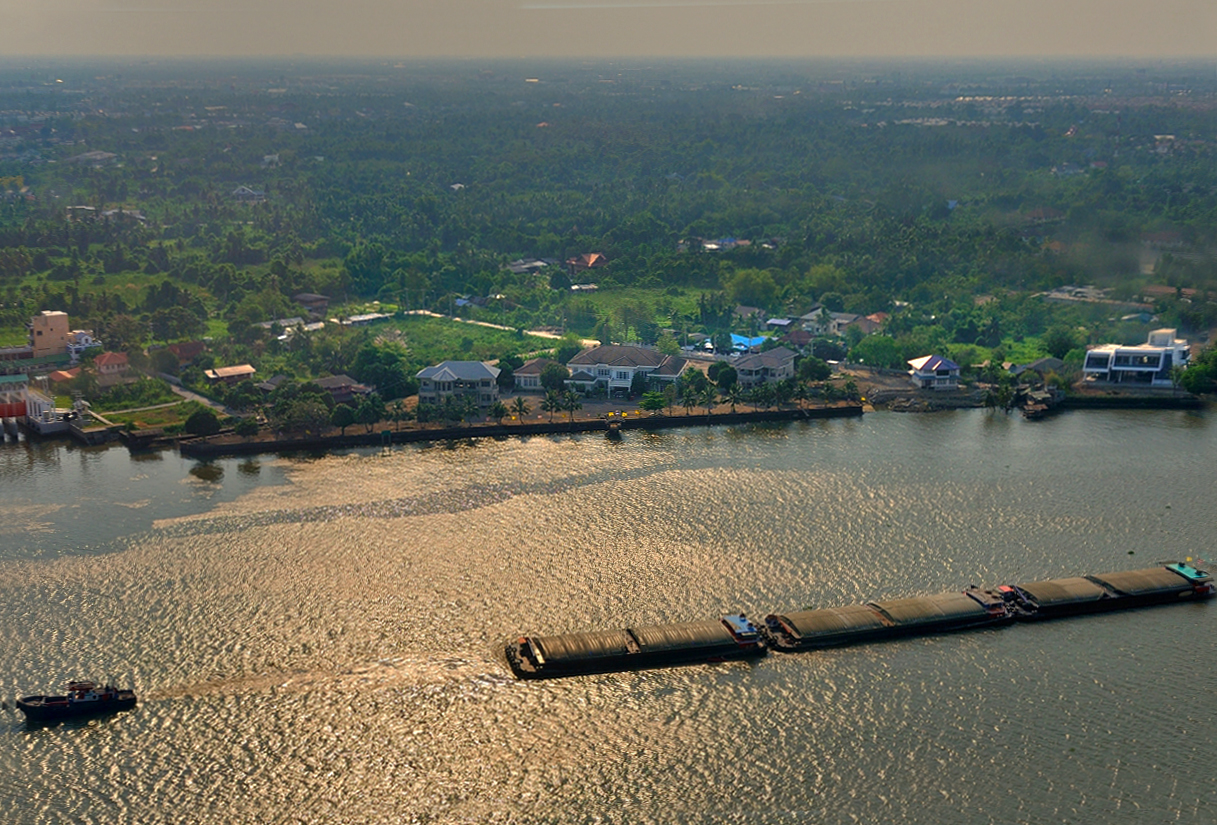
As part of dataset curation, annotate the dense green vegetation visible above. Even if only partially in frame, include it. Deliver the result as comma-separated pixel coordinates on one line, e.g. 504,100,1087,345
2,59,1215,396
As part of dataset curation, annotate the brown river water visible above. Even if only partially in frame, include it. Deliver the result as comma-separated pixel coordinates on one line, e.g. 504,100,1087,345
0,409,1214,824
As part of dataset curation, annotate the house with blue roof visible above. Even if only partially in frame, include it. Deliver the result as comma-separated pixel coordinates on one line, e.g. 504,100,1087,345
908,354,961,391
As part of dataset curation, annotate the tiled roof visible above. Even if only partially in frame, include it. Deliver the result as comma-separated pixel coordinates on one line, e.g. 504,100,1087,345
567,344,687,377
569,344,667,369
416,361,500,381
94,351,128,367
514,358,557,376
735,346,796,370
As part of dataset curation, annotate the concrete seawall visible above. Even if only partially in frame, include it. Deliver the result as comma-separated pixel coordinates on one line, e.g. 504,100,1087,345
178,404,865,458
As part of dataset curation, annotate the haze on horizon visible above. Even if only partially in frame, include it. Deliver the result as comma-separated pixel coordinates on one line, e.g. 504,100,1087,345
3,0,1214,60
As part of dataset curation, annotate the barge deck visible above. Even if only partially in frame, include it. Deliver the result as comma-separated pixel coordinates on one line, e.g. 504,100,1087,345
507,563,1212,680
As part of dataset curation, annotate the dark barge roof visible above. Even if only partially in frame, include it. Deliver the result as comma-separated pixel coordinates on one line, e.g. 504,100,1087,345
508,563,1213,681
1014,577,1108,608
509,615,765,680
869,591,994,628
1090,566,1203,596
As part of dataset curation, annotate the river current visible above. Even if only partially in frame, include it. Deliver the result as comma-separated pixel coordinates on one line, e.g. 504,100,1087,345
0,409,1214,824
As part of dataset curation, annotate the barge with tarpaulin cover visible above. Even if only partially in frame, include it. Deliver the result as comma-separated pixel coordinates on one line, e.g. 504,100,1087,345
1001,563,1214,620
506,614,764,679
507,563,1212,680
763,586,1010,652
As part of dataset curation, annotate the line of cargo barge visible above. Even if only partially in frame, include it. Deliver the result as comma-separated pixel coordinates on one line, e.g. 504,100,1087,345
505,562,1213,680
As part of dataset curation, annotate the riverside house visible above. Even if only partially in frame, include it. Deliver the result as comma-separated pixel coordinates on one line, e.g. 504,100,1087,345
734,346,797,389
95,351,134,388
513,358,559,392
416,361,501,408
908,354,961,390
1082,329,1190,387
565,344,687,397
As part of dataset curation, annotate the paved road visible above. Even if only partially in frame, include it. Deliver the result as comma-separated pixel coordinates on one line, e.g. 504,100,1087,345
169,383,233,416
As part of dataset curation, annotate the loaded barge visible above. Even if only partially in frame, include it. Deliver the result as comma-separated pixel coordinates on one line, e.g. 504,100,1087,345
507,614,765,680
506,563,1212,680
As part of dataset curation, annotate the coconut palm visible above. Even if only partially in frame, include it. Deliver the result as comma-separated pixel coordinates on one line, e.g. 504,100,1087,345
541,390,561,423
722,383,744,413
562,390,582,424
490,400,509,424
680,384,699,416
511,396,531,419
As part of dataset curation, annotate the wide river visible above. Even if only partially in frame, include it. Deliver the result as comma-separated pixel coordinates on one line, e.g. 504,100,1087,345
0,409,1214,824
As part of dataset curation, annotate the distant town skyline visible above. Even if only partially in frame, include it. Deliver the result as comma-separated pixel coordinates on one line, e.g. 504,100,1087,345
3,0,1214,59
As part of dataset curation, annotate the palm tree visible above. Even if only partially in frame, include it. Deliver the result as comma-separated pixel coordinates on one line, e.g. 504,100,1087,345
722,384,744,413
680,384,699,416
490,400,509,424
792,381,810,410
773,379,795,408
541,390,561,423
562,390,582,424
459,394,478,423
699,385,717,418
511,396,531,420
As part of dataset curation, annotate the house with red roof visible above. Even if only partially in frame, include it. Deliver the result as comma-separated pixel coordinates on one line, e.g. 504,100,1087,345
566,252,608,277
95,351,133,388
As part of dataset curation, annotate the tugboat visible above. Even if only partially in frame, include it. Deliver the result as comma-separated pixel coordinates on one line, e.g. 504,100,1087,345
16,680,137,722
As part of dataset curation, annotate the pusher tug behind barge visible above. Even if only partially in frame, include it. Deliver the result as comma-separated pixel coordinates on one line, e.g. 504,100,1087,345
506,562,1213,680
17,680,137,722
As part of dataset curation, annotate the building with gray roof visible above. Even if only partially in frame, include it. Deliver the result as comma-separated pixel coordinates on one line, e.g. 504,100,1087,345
417,361,501,408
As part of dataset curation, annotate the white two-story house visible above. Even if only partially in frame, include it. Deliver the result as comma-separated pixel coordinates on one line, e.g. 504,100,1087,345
566,344,687,396
908,354,961,391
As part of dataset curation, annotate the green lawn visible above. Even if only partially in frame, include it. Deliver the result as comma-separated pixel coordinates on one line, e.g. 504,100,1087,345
104,400,211,430
388,315,561,362
0,328,27,347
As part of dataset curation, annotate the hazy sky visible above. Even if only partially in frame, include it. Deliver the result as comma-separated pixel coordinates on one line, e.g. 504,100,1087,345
3,0,1214,58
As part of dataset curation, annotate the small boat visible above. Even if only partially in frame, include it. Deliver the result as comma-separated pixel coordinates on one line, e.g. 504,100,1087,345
17,680,137,722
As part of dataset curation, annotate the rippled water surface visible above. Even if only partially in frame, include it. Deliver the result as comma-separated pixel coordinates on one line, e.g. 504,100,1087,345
1,410,1214,824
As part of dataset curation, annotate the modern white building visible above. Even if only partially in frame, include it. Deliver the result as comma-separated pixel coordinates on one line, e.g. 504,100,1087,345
1082,329,1190,386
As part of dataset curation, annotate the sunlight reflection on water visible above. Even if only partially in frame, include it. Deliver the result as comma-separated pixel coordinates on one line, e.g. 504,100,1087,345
1,411,1215,823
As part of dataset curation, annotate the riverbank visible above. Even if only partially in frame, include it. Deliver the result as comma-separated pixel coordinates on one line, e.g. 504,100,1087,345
178,403,865,458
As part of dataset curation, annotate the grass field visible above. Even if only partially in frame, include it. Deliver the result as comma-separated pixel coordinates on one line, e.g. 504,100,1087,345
387,315,564,362
104,400,211,431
